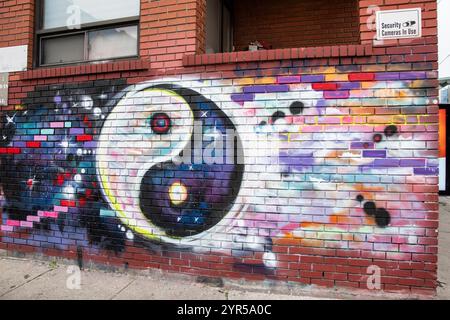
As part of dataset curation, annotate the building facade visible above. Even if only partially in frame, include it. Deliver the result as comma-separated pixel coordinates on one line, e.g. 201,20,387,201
0,0,439,295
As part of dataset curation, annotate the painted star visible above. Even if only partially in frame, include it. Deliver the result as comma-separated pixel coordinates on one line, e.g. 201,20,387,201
58,138,73,152
5,113,16,124
23,175,38,191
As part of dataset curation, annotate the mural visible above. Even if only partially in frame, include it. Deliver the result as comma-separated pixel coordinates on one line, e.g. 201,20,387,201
0,68,438,275
439,107,446,192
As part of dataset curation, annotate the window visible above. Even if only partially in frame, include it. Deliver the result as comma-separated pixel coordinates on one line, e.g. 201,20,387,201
206,0,233,54
205,0,360,53
36,0,140,67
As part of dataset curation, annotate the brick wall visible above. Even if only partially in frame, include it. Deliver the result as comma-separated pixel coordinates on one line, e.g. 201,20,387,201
233,0,360,51
0,0,33,48
140,0,205,70
0,0,440,297
0,0,34,68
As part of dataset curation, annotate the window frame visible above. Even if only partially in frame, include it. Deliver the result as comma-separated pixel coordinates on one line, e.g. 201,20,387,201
206,0,234,54
34,0,141,68
220,0,234,53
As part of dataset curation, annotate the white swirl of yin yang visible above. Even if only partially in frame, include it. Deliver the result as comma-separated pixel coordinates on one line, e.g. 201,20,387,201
96,80,254,246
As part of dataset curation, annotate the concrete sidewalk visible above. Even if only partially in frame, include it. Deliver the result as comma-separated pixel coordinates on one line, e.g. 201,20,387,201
438,196,450,299
0,257,333,300
0,196,449,300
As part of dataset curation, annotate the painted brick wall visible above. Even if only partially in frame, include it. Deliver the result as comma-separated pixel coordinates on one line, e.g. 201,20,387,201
0,0,440,296
233,0,360,51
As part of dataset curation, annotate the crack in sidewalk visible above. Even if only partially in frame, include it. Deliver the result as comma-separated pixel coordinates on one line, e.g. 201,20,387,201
0,267,55,298
109,278,136,300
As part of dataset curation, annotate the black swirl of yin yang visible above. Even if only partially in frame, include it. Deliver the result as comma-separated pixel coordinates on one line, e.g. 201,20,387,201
97,84,245,241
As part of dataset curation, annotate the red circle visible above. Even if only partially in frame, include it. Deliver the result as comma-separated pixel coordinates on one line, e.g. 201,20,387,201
150,113,171,134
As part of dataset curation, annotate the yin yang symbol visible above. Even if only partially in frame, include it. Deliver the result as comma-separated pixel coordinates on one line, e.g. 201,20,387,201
96,83,245,243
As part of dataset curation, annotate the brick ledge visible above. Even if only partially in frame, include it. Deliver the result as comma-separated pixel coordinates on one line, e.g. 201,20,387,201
183,44,374,66
20,59,151,80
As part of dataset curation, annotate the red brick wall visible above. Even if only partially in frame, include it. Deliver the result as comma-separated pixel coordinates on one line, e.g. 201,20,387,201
233,0,360,51
0,0,440,297
0,0,34,67
140,0,205,70
0,0,33,48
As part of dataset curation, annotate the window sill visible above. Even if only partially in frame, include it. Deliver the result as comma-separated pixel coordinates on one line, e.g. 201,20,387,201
183,44,373,67
20,59,150,80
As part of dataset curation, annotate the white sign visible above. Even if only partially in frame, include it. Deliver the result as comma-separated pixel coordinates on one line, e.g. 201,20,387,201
439,157,446,191
441,85,450,104
0,73,8,106
0,45,28,73
376,8,422,40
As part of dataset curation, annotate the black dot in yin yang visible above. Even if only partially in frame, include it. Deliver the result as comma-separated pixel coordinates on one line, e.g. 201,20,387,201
140,85,245,238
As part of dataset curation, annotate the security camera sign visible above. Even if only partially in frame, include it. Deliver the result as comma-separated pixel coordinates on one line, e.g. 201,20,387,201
376,8,422,40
